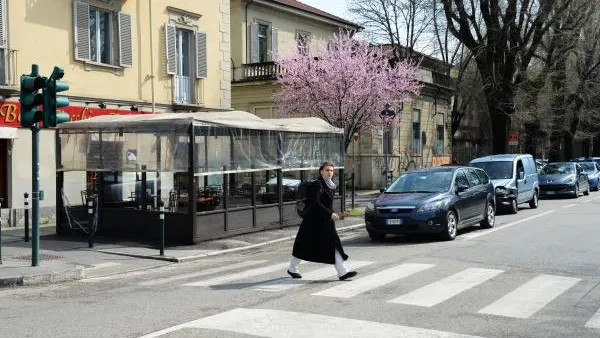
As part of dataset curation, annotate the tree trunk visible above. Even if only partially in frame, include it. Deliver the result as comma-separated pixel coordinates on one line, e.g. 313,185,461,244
563,132,574,160
523,122,540,159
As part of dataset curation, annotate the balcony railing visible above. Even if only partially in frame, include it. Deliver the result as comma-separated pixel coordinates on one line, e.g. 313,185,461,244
432,72,455,89
233,61,281,83
173,75,195,104
0,48,18,87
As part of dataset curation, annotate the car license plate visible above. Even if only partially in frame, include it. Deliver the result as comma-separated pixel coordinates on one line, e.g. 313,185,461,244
546,191,555,195
386,219,402,225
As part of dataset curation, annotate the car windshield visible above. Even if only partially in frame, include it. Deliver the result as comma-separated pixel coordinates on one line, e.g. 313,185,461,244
470,161,513,180
541,163,574,175
580,163,596,171
386,171,453,193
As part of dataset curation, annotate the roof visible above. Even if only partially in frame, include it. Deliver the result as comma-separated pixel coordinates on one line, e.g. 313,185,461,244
266,0,361,28
469,154,531,163
57,111,344,134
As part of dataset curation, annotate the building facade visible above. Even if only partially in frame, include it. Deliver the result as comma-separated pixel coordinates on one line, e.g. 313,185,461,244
0,0,230,223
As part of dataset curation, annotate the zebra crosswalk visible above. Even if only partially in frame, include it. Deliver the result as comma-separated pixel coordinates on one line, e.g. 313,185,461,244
124,258,600,329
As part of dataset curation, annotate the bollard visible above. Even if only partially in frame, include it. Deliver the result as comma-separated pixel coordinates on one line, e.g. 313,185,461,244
87,197,94,249
351,172,355,210
159,201,165,256
24,193,30,242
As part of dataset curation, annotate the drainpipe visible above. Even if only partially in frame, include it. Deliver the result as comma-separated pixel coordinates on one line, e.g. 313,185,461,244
149,0,156,113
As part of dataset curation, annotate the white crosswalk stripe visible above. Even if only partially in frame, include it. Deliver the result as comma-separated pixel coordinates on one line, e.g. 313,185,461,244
136,308,485,338
182,262,289,287
252,261,374,292
312,263,434,298
389,268,504,307
139,260,268,286
478,274,581,318
585,308,600,329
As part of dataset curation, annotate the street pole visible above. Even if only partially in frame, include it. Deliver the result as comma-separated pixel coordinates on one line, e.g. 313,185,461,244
31,125,40,266
0,198,3,264
159,201,165,256
24,193,29,242
87,197,94,248
384,132,389,188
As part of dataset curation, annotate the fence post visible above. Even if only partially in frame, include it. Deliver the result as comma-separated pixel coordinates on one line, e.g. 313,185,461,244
87,197,94,249
159,200,165,256
24,193,29,242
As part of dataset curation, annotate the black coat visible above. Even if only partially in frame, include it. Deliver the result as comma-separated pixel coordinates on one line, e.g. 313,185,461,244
292,177,348,264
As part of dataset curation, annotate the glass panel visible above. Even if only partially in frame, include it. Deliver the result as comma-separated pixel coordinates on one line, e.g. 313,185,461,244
228,172,252,208
255,170,278,205
99,11,111,64
197,174,224,211
258,24,269,63
89,10,98,62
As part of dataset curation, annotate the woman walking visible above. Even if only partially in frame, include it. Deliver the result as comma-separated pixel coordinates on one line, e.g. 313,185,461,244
287,161,358,281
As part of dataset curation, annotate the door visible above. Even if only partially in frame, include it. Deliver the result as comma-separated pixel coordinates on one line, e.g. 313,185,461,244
515,159,530,203
465,168,486,219
174,28,194,103
0,139,7,207
453,170,475,222
576,164,588,190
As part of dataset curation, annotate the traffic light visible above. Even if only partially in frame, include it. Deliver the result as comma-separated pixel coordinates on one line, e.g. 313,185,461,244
43,66,70,127
19,64,45,128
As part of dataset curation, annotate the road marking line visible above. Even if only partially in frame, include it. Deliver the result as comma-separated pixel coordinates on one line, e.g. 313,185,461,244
389,268,504,307
183,262,289,287
136,308,484,338
81,265,179,283
478,274,580,318
585,308,600,329
85,262,122,270
562,204,577,209
253,261,374,292
139,260,268,286
462,210,555,241
312,263,434,299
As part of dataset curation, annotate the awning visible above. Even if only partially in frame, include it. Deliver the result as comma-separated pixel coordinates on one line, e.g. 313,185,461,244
0,126,18,139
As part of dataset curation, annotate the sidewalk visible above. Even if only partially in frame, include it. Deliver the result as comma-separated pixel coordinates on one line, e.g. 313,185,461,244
0,218,366,288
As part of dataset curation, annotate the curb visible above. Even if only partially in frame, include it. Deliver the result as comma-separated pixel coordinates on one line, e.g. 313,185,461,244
0,266,85,289
97,223,366,264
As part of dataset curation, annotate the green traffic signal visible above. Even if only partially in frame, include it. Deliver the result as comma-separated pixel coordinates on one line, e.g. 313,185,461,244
43,66,70,127
19,64,46,128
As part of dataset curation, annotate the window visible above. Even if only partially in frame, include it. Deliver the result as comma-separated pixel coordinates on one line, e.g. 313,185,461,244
436,113,445,155
297,31,311,55
250,22,277,63
455,170,470,188
412,109,421,153
73,1,132,67
258,24,269,62
465,169,482,186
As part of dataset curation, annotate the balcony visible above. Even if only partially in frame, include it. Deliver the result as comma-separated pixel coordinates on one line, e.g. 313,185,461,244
0,48,18,88
232,62,280,83
432,72,455,89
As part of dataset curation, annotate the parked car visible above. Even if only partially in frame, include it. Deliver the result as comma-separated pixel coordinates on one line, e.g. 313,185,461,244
576,161,600,191
364,166,495,241
538,162,590,198
469,154,539,214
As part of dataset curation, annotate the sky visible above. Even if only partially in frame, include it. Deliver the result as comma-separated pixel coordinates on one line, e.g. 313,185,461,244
298,0,353,22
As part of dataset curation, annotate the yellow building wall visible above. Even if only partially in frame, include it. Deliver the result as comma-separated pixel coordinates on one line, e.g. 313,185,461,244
230,0,341,68
7,0,228,109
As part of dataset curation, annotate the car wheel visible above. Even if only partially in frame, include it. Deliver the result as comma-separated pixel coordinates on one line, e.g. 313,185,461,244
508,198,518,214
529,190,539,209
480,202,495,229
368,231,386,241
573,184,579,198
584,183,590,196
441,210,458,241
595,180,600,191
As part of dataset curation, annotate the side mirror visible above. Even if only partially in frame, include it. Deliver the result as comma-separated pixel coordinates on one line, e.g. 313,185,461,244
379,188,385,193
518,172,525,180
456,184,469,194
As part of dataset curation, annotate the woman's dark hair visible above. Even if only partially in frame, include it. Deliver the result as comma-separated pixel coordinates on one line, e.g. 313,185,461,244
319,161,335,171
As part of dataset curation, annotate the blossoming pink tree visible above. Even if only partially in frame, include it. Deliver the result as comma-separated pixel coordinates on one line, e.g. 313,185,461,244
274,31,422,151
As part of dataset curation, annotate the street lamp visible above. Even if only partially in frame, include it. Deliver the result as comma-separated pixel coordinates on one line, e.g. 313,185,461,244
380,105,396,188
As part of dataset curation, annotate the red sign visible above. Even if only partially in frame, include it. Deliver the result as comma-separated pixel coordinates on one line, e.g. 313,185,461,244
0,101,151,127
508,132,519,146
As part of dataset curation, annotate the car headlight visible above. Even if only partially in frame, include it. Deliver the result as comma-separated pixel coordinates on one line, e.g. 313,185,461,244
495,187,508,196
366,202,375,210
563,176,577,184
416,200,444,213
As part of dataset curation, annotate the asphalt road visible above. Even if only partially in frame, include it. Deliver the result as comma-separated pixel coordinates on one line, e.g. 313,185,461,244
1,193,600,338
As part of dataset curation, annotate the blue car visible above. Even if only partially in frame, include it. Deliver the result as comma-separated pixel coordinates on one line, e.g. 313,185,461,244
539,162,590,197
578,161,600,191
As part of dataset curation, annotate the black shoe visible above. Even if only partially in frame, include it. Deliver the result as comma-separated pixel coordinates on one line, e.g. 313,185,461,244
287,270,302,279
339,271,358,281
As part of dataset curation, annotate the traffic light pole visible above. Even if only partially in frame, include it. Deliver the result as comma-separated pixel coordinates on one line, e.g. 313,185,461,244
31,124,40,266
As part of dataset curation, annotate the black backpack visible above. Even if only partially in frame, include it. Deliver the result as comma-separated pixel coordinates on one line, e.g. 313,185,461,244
296,180,322,218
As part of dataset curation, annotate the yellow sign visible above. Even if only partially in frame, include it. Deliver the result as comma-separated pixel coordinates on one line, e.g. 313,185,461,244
432,155,451,167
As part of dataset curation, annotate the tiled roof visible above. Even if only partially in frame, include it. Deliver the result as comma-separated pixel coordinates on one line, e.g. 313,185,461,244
267,0,361,28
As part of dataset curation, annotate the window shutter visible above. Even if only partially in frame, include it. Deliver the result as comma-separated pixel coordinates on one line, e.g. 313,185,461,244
250,22,259,63
165,24,176,75
270,27,278,58
118,12,133,67
73,1,90,61
0,0,7,49
195,31,207,79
